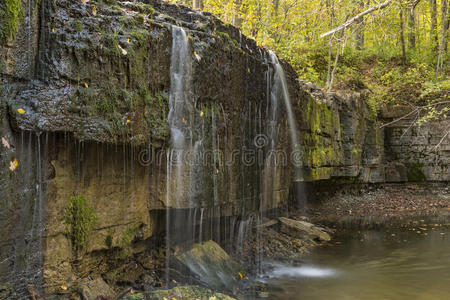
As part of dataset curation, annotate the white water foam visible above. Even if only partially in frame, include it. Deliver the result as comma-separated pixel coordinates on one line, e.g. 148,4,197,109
269,265,338,278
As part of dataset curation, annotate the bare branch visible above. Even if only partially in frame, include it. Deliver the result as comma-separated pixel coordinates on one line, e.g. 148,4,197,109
379,101,450,128
320,0,392,38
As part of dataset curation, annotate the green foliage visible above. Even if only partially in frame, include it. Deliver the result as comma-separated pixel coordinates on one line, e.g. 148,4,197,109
189,0,449,119
0,0,23,45
117,225,139,258
64,195,98,254
72,19,83,33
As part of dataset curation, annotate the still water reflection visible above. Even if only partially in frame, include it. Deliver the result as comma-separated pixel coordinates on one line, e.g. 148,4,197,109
263,218,450,300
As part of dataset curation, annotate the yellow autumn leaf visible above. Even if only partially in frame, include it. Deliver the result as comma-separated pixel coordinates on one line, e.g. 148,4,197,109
194,52,201,62
200,111,204,117
238,271,243,279
117,44,127,55
60,284,68,291
84,82,88,88
9,159,18,171
126,119,131,123
92,5,97,15
52,28,55,33
17,108,25,114
127,38,130,44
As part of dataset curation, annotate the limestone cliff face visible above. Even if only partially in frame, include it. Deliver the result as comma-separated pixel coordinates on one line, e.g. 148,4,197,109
0,0,448,295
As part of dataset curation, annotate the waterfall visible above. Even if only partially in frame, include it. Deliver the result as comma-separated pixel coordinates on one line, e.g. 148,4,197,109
268,51,300,157
166,25,197,285
269,52,306,213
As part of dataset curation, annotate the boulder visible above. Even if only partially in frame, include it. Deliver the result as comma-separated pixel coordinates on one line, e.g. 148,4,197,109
79,277,115,300
279,217,331,242
119,285,235,300
175,241,244,290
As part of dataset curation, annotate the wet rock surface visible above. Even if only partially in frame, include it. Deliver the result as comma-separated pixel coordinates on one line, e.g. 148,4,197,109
175,241,244,291
119,285,235,300
79,277,116,300
279,217,331,242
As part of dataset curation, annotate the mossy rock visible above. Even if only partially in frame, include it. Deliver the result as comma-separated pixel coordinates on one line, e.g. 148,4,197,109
120,285,235,300
175,241,244,291
406,163,427,182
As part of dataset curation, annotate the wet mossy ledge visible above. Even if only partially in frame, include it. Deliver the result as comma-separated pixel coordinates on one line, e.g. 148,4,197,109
2,0,274,145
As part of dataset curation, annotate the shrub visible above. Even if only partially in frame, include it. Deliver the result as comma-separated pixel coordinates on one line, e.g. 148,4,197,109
64,195,98,254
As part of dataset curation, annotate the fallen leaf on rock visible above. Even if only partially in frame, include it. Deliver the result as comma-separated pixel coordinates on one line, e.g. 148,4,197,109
2,137,10,149
117,44,127,55
194,51,201,62
9,159,18,171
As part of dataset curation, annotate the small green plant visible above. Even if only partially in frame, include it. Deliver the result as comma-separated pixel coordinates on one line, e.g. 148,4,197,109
0,0,23,45
64,195,98,254
72,19,83,33
105,234,113,248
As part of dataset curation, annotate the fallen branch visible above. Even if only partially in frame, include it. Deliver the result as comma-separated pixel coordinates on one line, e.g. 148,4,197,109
320,0,392,38
379,101,450,128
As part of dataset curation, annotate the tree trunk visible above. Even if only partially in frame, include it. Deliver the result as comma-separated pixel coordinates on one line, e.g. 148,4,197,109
429,0,438,54
232,0,242,28
355,0,365,50
408,6,416,49
437,0,448,74
193,0,203,10
400,8,407,64
408,1,421,49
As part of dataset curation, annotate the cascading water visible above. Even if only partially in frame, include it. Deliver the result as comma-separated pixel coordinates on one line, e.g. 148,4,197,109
268,51,301,161
166,25,192,285
268,51,304,210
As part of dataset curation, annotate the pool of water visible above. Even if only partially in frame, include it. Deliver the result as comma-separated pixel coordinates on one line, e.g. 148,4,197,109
262,217,450,300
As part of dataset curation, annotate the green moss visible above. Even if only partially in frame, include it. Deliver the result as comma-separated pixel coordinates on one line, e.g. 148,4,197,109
64,195,98,254
303,98,340,167
143,89,169,140
136,14,145,25
0,0,23,45
105,234,113,248
216,31,239,50
72,19,83,33
406,163,427,181
101,0,117,4
135,2,154,17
